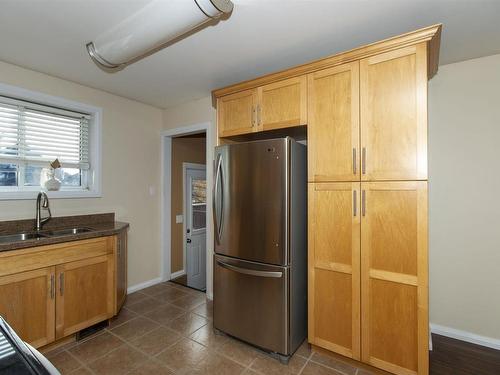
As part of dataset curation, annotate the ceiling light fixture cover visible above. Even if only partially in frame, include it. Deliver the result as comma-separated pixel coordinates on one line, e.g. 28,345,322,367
86,0,234,71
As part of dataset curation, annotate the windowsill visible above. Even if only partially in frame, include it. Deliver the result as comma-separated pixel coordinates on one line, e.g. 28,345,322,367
0,189,102,200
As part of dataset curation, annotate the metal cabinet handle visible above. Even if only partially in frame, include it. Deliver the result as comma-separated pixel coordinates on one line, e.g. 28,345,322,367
59,273,64,296
257,104,261,125
252,106,256,127
353,190,357,217
362,190,366,217
217,260,283,278
362,147,367,175
50,274,55,299
353,148,357,175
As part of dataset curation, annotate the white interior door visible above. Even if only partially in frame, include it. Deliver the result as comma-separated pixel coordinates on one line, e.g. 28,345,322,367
185,164,207,291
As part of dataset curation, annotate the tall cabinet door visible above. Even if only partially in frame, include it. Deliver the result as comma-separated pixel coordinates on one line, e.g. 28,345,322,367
217,89,258,137
258,75,307,131
360,43,428,181
56,255,114,339
308,183,361,359
0,267,55,348
308,62,360,182
360,181,428,375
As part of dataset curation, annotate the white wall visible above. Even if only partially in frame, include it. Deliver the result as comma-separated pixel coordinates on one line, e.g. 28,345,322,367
162,96,216,298
0,61,164,288
428,53,500,342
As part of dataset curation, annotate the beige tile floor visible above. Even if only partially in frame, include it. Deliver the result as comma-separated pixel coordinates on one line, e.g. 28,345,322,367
43,282,373,375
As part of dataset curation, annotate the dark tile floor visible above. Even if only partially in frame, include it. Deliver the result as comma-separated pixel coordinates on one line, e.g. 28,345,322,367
42,281,373,375
170,274,188,288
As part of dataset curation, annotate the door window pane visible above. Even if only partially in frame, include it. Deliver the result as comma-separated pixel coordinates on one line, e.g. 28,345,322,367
192,178,206,230
192,179,206,204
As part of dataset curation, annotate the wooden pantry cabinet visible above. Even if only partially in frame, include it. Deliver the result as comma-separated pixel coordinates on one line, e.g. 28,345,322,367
307,33,437,375
0,236,118,349
213,24,441,375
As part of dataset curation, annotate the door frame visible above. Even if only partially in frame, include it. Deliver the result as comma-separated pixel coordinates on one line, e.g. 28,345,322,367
182,162,207,281
160,121,214,298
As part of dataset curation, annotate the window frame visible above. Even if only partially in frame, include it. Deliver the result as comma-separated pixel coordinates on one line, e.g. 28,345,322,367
0,82,102,200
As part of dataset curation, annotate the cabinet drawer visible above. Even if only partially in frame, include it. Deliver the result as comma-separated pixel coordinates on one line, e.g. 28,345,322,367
0,236,114,277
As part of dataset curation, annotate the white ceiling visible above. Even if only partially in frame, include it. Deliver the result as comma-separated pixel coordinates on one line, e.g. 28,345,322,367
0,0,499,109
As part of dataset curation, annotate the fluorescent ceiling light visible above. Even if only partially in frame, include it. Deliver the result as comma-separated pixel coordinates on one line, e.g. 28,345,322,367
86,0,234,71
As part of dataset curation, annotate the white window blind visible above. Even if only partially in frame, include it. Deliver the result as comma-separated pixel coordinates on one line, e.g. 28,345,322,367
0,95,91,170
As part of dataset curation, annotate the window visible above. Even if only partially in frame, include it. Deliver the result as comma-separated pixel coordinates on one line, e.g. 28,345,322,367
0,83,101,199
191,178,206,230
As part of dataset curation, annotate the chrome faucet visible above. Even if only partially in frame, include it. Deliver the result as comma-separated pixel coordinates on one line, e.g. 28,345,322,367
35,191,51,231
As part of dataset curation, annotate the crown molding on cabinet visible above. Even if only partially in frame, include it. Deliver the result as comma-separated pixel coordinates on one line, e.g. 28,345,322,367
212,24,442,103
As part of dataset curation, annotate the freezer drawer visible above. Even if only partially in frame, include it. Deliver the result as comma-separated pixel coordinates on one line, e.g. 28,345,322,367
214,255,289,355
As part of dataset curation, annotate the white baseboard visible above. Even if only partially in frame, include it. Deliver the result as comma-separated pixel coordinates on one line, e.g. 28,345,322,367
170,270,186,279
127,277,163,294
431,323,500,350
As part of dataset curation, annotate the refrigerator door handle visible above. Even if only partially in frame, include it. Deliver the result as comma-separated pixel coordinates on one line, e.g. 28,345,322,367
213,153,224,244
216,260,283,278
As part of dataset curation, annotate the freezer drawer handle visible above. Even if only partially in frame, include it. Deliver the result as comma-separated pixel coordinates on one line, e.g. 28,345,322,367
217,260,283,278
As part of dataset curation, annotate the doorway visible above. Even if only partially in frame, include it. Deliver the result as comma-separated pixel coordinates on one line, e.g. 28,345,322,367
162,126,209,293
161,121,214,298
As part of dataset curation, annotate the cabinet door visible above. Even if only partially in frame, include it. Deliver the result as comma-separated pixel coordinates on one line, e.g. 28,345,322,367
308,183,361,360
116,232,127,313
361,181,428,375
56,255,114,339
217,89,257,137
360,43,427,181
0,267,55,348
258,76,307,131
308,62,360,182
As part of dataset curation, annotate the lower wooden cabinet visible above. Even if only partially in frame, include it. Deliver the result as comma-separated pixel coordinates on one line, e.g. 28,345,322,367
0,267,55,348
309,181,428,375
55,255,114,339
0,236,120,349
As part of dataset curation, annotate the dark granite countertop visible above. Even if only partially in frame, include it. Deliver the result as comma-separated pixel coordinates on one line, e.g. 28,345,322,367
0,213,129,253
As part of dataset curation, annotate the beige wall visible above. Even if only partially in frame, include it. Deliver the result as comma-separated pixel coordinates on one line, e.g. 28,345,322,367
171,136,206,273
163,96,215,131
428,53,500,340
0,61,163,288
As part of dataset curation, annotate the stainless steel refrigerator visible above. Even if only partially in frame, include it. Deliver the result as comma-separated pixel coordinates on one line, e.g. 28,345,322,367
213,137,307,363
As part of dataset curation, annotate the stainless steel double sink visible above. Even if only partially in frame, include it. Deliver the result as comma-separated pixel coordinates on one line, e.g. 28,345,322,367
0,227,94,244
